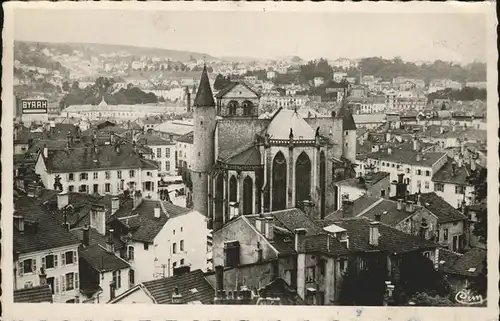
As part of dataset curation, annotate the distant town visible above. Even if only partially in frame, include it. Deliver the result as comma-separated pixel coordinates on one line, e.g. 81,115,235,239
13,40,487,307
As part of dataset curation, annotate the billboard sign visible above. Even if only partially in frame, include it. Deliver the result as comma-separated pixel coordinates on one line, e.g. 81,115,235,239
22,99,48,114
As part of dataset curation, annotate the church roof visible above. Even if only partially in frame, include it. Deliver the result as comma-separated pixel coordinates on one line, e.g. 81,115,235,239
225,145,261,166
193,65,215,107
215,81,260,99
266,109,316,140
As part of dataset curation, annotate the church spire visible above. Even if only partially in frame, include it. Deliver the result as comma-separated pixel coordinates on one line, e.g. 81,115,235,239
194,65,215,107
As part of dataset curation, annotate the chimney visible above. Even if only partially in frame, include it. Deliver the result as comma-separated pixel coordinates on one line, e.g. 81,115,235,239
264,217,274,240
416,153,422,162
405,201,415,213
369,221,380,246
115,143,120,154
171,287,183,304
342,200,354,218
43,144,49,158
397,199,404,211
255,216,263,233
457,156,463,168
106,229,115,253
39,267,47,286
374,212,382,222
83,225,90,247
57,192,69,210
451,162,457,176
90,205,107,235
111,196,120,215
215,265,224,292
439,126,444,134
419,218,428,241
294,228,307,252
413,138,420,151
133,191,143,209
387,147,392,155
470,160,477,171
452,125,456,132
154,203,161,218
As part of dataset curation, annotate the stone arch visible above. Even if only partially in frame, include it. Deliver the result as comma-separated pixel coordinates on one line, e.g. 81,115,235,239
243,175,253,215
227,100,239,116
295,151,311,209
242,100,254,116
272,151,287,211
320,151,326,218
229,175,238,202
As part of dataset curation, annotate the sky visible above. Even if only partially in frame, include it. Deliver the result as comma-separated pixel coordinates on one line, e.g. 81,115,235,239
13,9,488,63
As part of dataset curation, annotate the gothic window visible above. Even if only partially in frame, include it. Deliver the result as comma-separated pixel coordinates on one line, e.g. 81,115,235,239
243,176,253,215
214,174,224,224
228,101,238,116
242,100,254,116
272,152,287,211
229,175,237,202
319,151,326,219
295,152,311,209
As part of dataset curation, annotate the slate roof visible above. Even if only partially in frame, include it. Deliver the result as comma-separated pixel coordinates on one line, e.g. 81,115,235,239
300,233,349,257
335,172,390,189
432,158,481,185
177,131,194,144
137,133,174,146
333,217,437,254
141,269,215,304
214,81,261,99
216,118,270,160
359,199,422,227
258,278,305,305
365,149,446,167
415,192,467,224
70,227,125,251
194,65,215,107
14,285,53,303
78,243,130,272
438,248,486,277
111,199,192,243
14,196,81,254
325,195,381,221
225,145,261,166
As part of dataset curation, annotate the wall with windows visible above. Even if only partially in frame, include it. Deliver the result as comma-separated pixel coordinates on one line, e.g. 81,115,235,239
149,143,177,176
434,182,475,209
176,141,193,173
98,267,131,303
15,244,80,303
127,241,156,284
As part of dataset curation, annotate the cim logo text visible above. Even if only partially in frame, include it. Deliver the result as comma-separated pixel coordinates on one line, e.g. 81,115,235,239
22,99,48,114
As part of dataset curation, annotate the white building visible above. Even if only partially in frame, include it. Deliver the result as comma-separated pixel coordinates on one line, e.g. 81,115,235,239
333,72,347,83
139,134,177,176
176,131,194,172
14,196,81,303
313,77,324,87
35,142,160,200
266,71,277,80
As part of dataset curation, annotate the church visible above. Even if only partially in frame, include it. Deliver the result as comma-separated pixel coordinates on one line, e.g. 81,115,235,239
190,66,357,230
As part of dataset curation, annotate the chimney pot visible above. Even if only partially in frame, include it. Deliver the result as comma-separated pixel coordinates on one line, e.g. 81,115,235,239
369,221,380,246
83,225,90,247
154,203,161,218
215,265,224,292
294,228,307,252
405,201,415,213
57,192,69,210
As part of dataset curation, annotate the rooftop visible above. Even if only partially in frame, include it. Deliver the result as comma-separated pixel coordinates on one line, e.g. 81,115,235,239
78,243,130,273
432,158,481,185
14,285,53,303
438,248,486,277
266,109,316,140
412,192,467,224
365,148,446,167
336,171,390,189
177,131,194,144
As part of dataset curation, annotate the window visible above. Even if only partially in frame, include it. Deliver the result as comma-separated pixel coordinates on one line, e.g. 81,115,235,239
129,270,135,287
24,281,34,288
93,172,98,179
359,258,367,270
68,173,74,181
391,163,395,168
180,240,184,252
443,228,449,241
112,270,122,289
417,180,421,189
165,161,170,172
382,162,385,166
80,173,88,180
144,243,149,251
423,251,432,259
173,262,177,268
455,185,465,195
62,251,77,266
381,190,386,197
339,259,347,273
129,170,135,178
117,170,122,179
406,168,410,174
434,183,444,192
173,229,176,235
93,184,99,194
105,183,111,193
180,227,183,232
105,171,111,179
306,266,315,283
172,243,177,254
68,185,74,192
180,259,185,265
42,254,58,270
424,181,430,189
20,259,36,275
425,170,431,177
344,131,348,136
157,148,162,158
65,272,76,291
128,246,134,261
79,185,88,193
166,148,170,158
416,169,422,175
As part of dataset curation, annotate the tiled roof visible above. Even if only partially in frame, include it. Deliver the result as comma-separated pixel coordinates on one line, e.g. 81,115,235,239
14,196,81,254
177,131,194,144
258,278,305,305
300,233,349,256
438,248,486,277
70,227,125,251
333,217,437,254
214,81,260,99
432,158,481,185
14,285,53,303
112,199,191,242
43,142,158,173
359,199,421,227
325,195,381,221
266,109,316,140
194,65,215,107
335,172,390,189
78,243,130,272
142,269,215,304
225,145,261,166
272,208,324,235
137,133,174,146
365,149,446,167
415,192,467,224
